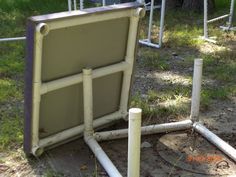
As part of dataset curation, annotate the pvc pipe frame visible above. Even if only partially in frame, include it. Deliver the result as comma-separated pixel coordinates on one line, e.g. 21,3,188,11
203,0,235,43
30,8,144,155
139,0,166,48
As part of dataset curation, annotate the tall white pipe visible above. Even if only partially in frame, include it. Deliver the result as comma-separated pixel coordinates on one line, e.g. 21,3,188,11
102,0,106,7
229,0,235,27
158,0,166,47
120,9,143,116
0,37,26,42
207,14,230,23
68,0,72,11
40,62,129,95
94,120,193,141
80,0,84,10
193,122,236,162
204,0,208,38
31,23,49,154
139,40,160,48
83,69,94,136
190,59,203,122
128,108,142,177
147,0,154,42
73,0,77,10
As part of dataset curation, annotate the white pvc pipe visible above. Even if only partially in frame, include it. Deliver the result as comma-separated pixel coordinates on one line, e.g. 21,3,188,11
193,122,236,162
229,0,235,27
207,14,230,23
47,8,132,30
139,39,160,48
128,108,142,177
38,111,123,148
158,0,166,47
190,59,203,122
73,0,77,10
80,0,84,10
102,0,106,7
68,0,72,11
94,120,193,141
84,136,122,177
0,37,26,42
83,69,94,136
139,0,165,48
31,23,49,154
147,0,154,42
40,62,129,95
120,9,143,116
204,0,208,38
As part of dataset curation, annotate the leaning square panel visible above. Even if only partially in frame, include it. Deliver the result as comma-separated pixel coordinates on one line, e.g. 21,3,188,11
24,2,145,156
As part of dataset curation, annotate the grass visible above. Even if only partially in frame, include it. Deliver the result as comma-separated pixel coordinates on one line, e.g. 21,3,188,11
0,0,235,176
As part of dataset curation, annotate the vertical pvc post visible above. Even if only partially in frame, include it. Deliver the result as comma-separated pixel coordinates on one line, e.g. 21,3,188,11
80,0,84,10
68,0,72,11
147,0,154,42
73,0,77,10
158,0,166,47
190,59,203,122
229,0,235,28
120,9,143,117
204,0,208,38
102,0,106,7
31,23,49,156
128,108,142,177
83,69,94,136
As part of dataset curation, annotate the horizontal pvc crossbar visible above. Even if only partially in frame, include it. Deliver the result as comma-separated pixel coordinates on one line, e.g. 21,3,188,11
139,39,161,48
193,122,236,162
207,14,230,24
0,37,26,42
44,9,133,30
94,120,193,141
38,111,124,148
41,62,129,95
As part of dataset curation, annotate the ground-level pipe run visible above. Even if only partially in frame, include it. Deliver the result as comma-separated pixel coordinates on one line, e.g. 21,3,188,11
190,59,203,122
84,136,122,177
94,120,193,141
193,122,236,163
128,108,142,177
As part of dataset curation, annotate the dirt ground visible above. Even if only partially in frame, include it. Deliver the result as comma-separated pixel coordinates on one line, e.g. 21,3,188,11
1,47,236,177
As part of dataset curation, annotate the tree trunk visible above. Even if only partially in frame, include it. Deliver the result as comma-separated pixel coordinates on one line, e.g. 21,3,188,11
182,0,215,12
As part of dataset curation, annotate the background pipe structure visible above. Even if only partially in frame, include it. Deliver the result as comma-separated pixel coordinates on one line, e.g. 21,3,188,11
203,0,235,43
139,0,166,48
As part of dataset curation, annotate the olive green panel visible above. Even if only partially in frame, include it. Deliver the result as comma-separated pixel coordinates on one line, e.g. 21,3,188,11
39,72,123,138
42,17,129,82
39,17,130,138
